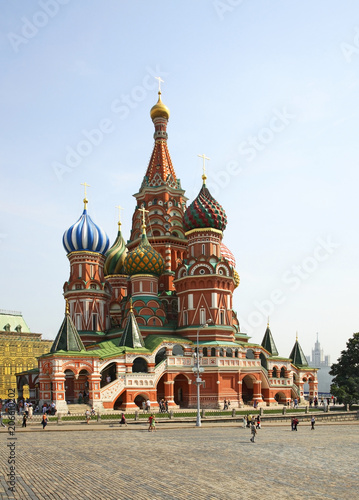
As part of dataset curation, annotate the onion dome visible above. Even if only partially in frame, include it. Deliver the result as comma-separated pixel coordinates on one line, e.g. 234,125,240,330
63,202,110,255
124,229,164,277
220,242,239,288
221,243,236,268
104,221,128,276
233,269,240,288
150,91,170,121
183,183,227,232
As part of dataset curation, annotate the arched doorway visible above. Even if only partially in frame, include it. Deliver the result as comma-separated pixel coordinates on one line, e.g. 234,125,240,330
64,370,75,403
174,375,189,407
274,391,286,404
242,375,255,403
78,369,90,402
134,393,149,409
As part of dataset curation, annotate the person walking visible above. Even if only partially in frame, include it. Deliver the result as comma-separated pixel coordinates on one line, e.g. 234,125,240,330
250,422,257,442
311,416,315,430
85,409,90,424
41,414,48,429
148,414,156,432
242,416,246,428
120,413,127,427
22,413,27,428
256,415,261,429
293,417,299,431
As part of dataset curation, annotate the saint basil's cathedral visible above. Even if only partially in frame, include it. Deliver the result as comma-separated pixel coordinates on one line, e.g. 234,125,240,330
17,89,318,411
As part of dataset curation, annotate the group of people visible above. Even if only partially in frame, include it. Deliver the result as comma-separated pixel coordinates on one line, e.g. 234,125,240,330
78,391,89,404
223,399,231,410
141,399,151,412
158,399,168,413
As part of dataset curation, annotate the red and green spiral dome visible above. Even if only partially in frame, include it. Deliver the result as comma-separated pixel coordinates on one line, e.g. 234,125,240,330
183,184,227,232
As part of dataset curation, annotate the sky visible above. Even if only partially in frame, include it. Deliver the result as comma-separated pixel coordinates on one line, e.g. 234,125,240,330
1,0,358,363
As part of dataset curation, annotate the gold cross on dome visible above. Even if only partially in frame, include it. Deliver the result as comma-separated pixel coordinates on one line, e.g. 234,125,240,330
198,154,210,183
81,182,90,209
115,205,124,227
155,76,164,93
138,206,149,228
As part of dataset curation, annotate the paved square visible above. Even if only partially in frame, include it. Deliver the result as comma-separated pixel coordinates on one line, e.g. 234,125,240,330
0,423,358,499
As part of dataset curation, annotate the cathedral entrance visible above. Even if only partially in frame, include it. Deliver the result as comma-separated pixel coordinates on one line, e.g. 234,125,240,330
64,370,75,403
174,375,189,407
242,375,255,404
274,392,286,404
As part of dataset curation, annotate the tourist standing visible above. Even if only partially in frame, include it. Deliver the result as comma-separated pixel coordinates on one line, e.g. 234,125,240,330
293,417,299,431
242,416,246,428
85,409,90,424
22,413,27,428
146,399,151,412
311,416,315,430
28,404,33,420
250,422,257,442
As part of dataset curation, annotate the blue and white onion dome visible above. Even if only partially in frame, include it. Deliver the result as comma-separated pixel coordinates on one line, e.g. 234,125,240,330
63,204,110,255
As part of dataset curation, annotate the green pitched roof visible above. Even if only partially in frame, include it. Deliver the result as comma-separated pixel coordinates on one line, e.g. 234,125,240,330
50,313,85,353
0,311,31,333
261,326,279,356
289,340,308,367
119,308,145,348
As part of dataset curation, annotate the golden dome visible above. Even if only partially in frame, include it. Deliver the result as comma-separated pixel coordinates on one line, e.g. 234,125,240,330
150,91,170,121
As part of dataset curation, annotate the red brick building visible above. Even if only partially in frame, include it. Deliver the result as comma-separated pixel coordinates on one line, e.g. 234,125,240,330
19,90,317,411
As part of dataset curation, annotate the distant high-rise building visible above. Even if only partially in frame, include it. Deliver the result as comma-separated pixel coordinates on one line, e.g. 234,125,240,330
307,334,332,393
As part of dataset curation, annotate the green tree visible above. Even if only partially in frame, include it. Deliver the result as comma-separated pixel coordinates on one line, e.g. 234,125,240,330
330,332,359,405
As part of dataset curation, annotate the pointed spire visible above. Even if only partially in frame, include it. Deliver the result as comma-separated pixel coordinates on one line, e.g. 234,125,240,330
289,336,308,367
261,322,279,356
119,301,145,348
50,303,85,353
142,89,178,190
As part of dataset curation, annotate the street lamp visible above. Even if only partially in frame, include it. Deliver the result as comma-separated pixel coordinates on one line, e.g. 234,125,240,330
193,319,212,427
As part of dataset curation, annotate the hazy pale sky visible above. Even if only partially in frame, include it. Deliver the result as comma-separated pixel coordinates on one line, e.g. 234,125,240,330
1,0,358,363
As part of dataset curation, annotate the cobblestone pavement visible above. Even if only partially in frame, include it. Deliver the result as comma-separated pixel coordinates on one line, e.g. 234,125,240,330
0,423,358,500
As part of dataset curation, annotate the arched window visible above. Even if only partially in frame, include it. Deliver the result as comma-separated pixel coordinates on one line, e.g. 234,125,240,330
132,358,148,373
280,367,286,378
226,348,233,357
203,347,208,357
211,347,216,357
219,348,224,357
220,310,225,325
183,311,188,326
272,367,278,378
172,345,184,356
155,347,166,365
246,349,255,359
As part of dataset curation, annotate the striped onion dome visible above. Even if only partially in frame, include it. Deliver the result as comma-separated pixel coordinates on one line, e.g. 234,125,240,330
104,227,128,275
221,243,236,268
220,242,239,288
183,183,227,232
124,231,164,277
63,208,110,255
